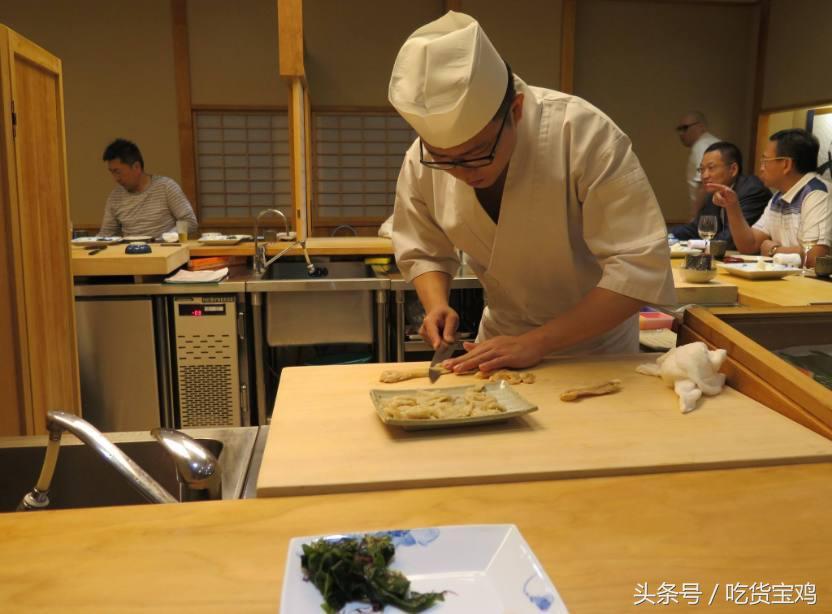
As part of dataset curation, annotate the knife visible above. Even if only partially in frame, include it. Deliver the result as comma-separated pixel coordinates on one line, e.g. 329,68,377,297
428,341,455,383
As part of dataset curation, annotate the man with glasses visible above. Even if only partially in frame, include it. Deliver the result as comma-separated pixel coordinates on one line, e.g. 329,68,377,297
676,111,720,218
669,141,770,248
388,12,674,373
709,129,831,267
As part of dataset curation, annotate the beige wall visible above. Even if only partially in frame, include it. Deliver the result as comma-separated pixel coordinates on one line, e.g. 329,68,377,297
764,0,832,111
463,0,562,90
574,0,759,223
188,0,287,107
0,0,180,227
304,0,444,106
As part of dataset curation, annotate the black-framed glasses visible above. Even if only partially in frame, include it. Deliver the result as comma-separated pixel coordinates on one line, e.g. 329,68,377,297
419,104,512,170
676,122,700,133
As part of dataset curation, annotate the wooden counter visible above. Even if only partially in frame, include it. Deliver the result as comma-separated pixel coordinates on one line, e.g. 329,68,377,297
672,267,737,304
671,258,832,307
256,357,832,497
71,244,189,276
189,236,393,257
1,464,828,612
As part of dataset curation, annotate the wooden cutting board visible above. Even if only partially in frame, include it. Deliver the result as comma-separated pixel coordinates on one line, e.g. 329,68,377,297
71,244,189,276
256,356,832,497
672,267,738,304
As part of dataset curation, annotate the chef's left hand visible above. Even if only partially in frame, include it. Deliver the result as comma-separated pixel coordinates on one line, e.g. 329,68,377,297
445,333,546,374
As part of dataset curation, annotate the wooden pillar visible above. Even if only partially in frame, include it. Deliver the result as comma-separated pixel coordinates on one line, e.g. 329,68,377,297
750,0,771,164
171,0,198,210
560,0,576,94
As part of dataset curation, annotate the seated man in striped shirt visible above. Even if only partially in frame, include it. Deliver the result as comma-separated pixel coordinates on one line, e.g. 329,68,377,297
98,138,198,238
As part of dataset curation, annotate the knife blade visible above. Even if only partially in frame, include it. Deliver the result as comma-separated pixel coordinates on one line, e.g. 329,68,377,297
428,341,455,383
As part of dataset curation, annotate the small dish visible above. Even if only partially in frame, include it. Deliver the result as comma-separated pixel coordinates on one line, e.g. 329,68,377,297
70,236,123,247
280,524,567,614
370,381,537,430
679,266,717,283
669,243,702,258
718,262,799,280
197,235,244,246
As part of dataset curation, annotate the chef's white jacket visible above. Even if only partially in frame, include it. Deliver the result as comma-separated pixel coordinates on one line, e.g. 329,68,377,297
393,78,675,355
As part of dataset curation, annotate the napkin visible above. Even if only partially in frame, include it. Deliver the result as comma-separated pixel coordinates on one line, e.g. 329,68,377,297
773,253,802,267
687,239,708,250
636,342,727,413
164,267,228,284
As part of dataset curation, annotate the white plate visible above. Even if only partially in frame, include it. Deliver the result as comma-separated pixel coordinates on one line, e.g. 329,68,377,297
370,381,538,430
669,244,702,258
718,262,800,280
197,234,247,245
281,524,568,614
70,236,122,247
123,235,153,242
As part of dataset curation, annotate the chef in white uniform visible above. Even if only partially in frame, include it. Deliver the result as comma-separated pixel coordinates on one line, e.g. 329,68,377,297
389,12,675,373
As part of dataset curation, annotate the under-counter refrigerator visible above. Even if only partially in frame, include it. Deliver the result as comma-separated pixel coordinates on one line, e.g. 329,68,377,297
75,297,163,431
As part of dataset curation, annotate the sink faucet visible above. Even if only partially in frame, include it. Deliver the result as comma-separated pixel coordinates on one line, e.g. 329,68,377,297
17,411,221,511
252,208,319,277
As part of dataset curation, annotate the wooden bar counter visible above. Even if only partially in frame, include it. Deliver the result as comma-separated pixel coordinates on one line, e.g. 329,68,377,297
671,257,832,307
0,464,828,612
188,236,394,258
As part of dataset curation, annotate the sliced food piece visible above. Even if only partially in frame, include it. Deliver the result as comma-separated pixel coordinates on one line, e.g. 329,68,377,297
560,378,623,402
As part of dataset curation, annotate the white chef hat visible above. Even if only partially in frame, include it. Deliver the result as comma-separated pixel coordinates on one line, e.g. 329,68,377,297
388,11,508,149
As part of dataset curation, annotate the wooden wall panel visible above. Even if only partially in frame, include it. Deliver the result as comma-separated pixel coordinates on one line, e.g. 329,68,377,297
9,30,80,434
0,27,27,435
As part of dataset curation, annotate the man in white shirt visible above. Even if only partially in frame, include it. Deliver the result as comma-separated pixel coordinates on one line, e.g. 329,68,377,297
709,129,831,268
389,12,674,374
676,111,719,218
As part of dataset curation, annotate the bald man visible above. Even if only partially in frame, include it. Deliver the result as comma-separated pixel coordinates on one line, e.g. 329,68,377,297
676,111,719,218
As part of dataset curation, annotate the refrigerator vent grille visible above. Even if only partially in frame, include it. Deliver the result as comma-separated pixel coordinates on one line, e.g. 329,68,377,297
178,363,233,427
174,325,238,427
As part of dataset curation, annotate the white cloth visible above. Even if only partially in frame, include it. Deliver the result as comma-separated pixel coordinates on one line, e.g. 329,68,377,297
687,132,720,204
378,214,394,238
636,342,727,413
393,78,676,356
773,253,802,267
165,267,228,284
388,11,507,148
752,172,832,248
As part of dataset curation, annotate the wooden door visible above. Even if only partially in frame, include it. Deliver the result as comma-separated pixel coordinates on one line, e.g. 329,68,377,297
0,25,80,435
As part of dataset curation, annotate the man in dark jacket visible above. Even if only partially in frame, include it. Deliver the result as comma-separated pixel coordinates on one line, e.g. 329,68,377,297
670,141,770,249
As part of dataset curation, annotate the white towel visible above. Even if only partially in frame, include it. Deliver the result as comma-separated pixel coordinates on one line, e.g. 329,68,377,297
773,253,802,267
687,239,708,250
165,267,228,283
636,342,727,413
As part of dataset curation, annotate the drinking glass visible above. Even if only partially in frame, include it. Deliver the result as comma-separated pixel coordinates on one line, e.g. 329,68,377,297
698,215,718,251
801,239,815,277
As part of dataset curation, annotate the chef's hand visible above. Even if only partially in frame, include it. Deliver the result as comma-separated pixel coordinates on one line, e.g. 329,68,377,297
445,333,545,373
706,183,740,210
420,305,459,350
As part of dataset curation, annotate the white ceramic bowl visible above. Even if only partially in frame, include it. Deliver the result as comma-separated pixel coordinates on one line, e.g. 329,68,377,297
680,266,717,283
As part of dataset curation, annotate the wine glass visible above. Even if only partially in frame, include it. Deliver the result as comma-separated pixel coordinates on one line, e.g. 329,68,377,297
698,215,718,252
801,238,815,277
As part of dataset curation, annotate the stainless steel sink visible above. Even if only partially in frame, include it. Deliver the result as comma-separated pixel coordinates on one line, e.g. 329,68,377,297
247,259,385,347
0,426,258,512
265,260,372,280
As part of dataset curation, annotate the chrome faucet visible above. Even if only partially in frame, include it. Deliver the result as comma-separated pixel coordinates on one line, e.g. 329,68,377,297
151,427,222,501
17,411,221,511
252,207,319,277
